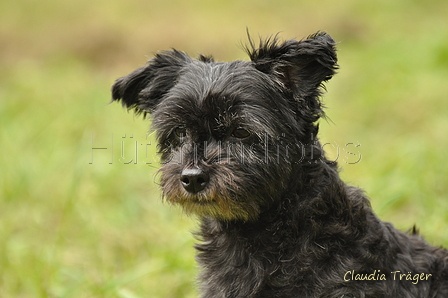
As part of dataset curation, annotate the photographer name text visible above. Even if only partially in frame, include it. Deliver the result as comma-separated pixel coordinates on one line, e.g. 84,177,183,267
344,270,432,285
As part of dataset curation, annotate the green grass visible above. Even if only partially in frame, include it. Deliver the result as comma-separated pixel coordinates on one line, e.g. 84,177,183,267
1,0,447,297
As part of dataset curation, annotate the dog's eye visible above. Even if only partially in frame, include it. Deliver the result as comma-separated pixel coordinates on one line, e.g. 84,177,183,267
232,127,250,139
174,126,187,138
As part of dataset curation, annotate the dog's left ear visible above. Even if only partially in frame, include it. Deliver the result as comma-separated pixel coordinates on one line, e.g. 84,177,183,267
111,50,190,116
248,32,337,119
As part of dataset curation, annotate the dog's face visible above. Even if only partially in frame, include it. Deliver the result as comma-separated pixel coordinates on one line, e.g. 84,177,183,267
112,32,337,221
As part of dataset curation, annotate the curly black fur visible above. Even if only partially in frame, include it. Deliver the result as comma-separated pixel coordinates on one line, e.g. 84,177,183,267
111,32,448,297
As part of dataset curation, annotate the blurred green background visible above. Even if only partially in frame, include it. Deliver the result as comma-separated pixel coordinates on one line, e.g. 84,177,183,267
1,0,447,297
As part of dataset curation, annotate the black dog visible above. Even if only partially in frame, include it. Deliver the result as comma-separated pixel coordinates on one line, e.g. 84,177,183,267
111,32,448,297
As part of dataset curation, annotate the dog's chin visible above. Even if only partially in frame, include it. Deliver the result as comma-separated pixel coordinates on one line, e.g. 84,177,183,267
163,188,260,222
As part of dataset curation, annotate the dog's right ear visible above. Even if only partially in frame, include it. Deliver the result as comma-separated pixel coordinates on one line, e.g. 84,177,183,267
111,50,190,116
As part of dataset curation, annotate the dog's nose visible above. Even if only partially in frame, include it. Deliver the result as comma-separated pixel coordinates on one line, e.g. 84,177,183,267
180,168,209,193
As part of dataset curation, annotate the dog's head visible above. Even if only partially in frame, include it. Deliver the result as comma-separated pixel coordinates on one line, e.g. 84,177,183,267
112,32,337,221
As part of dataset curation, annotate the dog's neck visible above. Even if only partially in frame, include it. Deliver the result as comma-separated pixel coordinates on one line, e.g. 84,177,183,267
194,157,373,297
204,159,365,230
